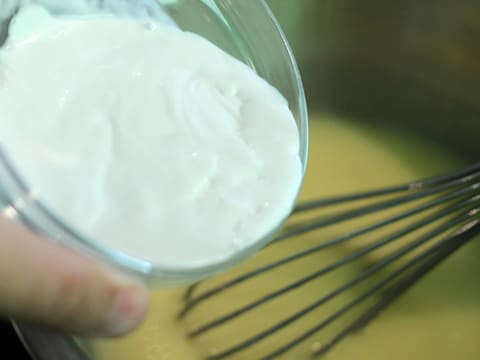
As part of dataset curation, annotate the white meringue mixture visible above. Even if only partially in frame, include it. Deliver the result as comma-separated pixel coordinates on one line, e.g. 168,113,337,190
0,5,302,268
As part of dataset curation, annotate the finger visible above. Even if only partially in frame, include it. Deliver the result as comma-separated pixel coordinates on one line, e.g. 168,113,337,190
0,217,150,337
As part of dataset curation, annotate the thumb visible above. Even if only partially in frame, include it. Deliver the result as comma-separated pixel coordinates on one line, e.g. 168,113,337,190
0,217,150,337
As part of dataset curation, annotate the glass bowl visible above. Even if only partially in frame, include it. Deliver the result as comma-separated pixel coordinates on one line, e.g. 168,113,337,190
0,0,308,287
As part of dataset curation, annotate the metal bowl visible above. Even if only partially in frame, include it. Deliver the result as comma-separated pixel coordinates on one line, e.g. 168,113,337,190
14,0,480,359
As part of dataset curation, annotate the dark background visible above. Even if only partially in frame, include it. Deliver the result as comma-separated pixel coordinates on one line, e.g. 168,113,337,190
0,319,32,359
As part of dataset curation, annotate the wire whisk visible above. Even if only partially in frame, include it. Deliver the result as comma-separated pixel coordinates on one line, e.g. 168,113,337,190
178,163,480,360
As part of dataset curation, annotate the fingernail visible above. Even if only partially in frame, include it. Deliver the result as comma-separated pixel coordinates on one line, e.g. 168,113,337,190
98,284,150,337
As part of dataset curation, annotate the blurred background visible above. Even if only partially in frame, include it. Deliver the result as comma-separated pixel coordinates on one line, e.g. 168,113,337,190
268,0,480,159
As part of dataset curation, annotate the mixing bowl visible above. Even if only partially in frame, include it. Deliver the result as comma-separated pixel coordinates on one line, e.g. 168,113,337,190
11,0,480,359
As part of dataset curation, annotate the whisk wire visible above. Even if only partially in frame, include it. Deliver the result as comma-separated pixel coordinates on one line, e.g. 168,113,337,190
279,169,480,241
294,162,480,212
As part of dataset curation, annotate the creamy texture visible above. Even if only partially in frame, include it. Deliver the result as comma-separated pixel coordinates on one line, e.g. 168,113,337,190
0,6,302,267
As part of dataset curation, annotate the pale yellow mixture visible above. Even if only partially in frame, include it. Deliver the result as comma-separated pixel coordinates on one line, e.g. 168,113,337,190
93,115,480,359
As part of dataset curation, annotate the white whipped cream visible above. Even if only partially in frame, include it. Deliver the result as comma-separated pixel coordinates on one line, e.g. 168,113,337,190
0,6,302,268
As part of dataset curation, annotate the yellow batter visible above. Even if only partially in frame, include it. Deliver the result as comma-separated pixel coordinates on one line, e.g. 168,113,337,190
92,115,480,359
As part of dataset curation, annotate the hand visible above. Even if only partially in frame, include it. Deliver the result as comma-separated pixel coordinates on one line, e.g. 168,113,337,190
0,217,150,337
